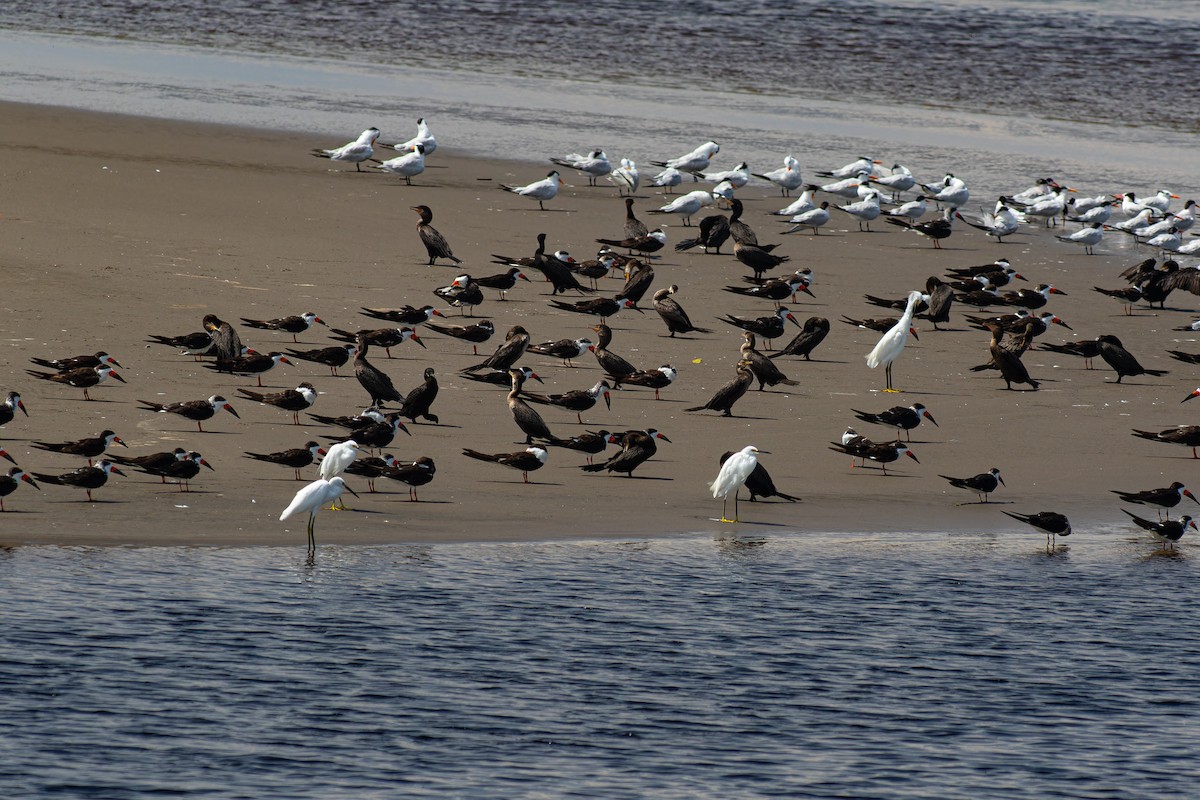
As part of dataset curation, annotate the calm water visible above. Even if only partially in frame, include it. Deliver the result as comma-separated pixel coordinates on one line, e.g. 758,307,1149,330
2,534,1197,798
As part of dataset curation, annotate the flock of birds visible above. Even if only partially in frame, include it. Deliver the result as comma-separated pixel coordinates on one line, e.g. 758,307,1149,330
5,118,1199,555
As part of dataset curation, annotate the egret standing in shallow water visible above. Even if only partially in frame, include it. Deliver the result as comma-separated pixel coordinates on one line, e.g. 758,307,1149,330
865,290,922,392
281,476,360,555
710,446,767,523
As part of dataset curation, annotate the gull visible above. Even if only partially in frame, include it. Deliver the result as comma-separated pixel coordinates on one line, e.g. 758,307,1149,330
753,155,803,196
651,167,683,194
310,127,380,172
373,144,426,185
383,117,436,155
1055,222,1104,255
550,149,611,186
866,291,922,392
646,190,713,227
608,158,640,196
710,446,767,523
649,141,720,176
500,171,564,210
280,477,360,555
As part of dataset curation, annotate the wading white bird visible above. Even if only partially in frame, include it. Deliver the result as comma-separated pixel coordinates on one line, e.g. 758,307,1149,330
384,117,436,155
866,291,922,392
500,171,564,210
710,445,766,523
373,144,426,184
280,477,360,554
310,127,380,172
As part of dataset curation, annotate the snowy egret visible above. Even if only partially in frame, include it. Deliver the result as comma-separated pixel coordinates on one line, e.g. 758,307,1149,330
865,291,922,392
280,477,361,554
320,440,363,508
710,446,768,523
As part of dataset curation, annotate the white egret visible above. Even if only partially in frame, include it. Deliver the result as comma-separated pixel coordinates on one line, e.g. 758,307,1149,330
320,440,362,509
865,291,922,392
710,446,767,523
280,477,360,554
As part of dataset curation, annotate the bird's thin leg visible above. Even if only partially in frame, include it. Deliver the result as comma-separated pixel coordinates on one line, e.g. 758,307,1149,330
307,514,316,553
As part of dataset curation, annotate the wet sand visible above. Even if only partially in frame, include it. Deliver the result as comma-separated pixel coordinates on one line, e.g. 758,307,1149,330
0,101,1195,547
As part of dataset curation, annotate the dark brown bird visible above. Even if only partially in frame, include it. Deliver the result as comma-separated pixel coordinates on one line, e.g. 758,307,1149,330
463,325,530,373
545,430,612,465
240,312,325,342
985,323,1039,390
653,285,711,337
329,327,424,358
354,337,406,406
359,305,445,326
612,364,676,400
771,316,830,360
31,460,124,502
462,446,548,483
524,233,593,295
202,314,243,361
733,240,790,281
1099,335,1168,383
739,332,799,391
425,319,495,355
474,268,532,300
206,352,293,387
31,429,127,465
589,324,639,379
719,450,801,502
412,205,462,266
686,361,755,416
618,259,655,306
26,365,125,401
237,382,318,425
674,214,730,254
398,367,439,424
507,369,554,444
1037,339,1101,369
286,344,357,376
382,456,437,501
137,395,240,432
29,351,122,372
1131,426,1200,459
110,448,189,483
725,198,775,250
580,429,670,477
244,441,326,480
622,197,649,240
916,280,955,329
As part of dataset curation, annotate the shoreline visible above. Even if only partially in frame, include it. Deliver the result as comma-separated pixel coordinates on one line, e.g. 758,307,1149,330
1,99,1197,548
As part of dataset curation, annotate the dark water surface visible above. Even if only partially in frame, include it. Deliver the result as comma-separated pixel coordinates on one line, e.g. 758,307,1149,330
1,534,1197,798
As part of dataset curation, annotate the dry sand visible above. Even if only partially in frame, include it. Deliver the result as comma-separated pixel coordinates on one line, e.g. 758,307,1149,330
1,101,1196,547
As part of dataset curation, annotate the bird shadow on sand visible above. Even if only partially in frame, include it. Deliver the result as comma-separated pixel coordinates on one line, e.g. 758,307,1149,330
956,500,1014,506
477,478,565,486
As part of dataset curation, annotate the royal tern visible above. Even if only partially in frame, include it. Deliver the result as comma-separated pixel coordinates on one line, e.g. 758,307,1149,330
550,149,611,186
816,156,881,180
500,171,564,210
608,158,640,196
835,190,882,231
753,155,803,196
955,204,1019,242
651,167,683,193
646,190,713,227
882,196,927,223
694,161,750,188
374,143,426,185
772,189,816,217
813,172,868,199
384,117,436,155
310,127,380,172
923,174,970,209
649,141,720,176
783,202,830,235
1055,222,1104,255
869,164,916,200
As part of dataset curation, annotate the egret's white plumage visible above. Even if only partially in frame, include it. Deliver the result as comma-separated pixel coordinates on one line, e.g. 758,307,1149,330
710,445,764,523
866,291,922,392
280,476,360,554
320,440,362,480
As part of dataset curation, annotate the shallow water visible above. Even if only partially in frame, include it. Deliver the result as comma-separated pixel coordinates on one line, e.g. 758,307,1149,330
2,533,1197,798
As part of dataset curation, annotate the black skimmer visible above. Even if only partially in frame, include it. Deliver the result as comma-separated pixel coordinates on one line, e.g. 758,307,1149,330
653,286,711,337
353,337,405,406
31,430,127,464
207,352,293,387
360,305,444,326
1111,482,1197,520
411,205,462,266
138,395,240,432
244,442,324,482
382,456,437,501
330,326,424,358
474,268,532,300
32,459,124,502
939,468,1005,503
984,323,1039,390
733,241,790,281
1167,350,1200,367
25,365,125,401
840,315,899,334
674,214,730,254
463,325,530,373
524,380,612,424
580,429,669,477
618,260,655,307
719,451,800,502
237,382,318,425
588,324,639,379
333,416,410,451
146,330,216,360
1131,426,1200,459
344,453,398,492
29,351,122,371
491,234,570,271
612,364,676,400
740,332,799,391
771,316,830,360
595,229,667,257
1122,509,1196,551
160,451,214,492
1003,511,1072,550
425,319,495,355
568,250,618,290
886,210,953,247
0,467,39,511
718,308,800,349
433,275,484,315
308,406,387,430
863,292,930,314
110,447,189,483
1,391,28,426
548,295,641,322
506,369,554,445
545,430,612,465
202,314,243,361
1001,284,1066,309
521,234,591,296
286,344,357,376
945,260,1024,286
241,312,325,342
462,446,548,483
954,286,1003,308
309,126,379,171
851,403,937,442
723,276,813,309
1098,335,1167,383
1037,339,1101,369
398,367,440,424
528,337,594,368
0,448,15,466
828,441,918,475
461,366,543,388
686,361,755,417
